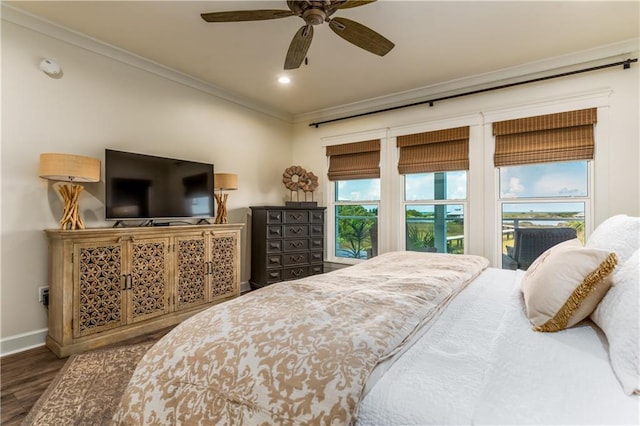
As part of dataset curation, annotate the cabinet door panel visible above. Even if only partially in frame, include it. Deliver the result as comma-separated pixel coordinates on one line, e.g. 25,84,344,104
175,236,207,310
210,233,239,301
73,242,125,337
129,238,170,323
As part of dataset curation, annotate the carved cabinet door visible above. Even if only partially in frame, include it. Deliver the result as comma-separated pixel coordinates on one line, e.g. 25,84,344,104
209,231,240,302
126,237,171,324
72,239,126,338
174,234,208,311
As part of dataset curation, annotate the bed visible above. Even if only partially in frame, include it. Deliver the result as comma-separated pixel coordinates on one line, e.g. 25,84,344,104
113,215,639,425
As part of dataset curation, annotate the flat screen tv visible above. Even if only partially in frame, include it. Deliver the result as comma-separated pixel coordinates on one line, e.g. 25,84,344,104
105,149,214,221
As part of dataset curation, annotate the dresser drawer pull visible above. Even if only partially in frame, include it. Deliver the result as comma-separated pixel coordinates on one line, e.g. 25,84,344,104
289,241,304,248
289,213,304,221
289,227,304,234
268,271,280,279
289,255,304,263
290,268,304,277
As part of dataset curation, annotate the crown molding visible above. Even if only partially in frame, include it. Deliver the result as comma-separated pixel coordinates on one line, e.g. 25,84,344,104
4,4,637,127
294,38,639,125
1,4,294,123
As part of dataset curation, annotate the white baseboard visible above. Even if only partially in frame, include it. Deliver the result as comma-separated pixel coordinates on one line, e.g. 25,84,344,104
0,328,48,357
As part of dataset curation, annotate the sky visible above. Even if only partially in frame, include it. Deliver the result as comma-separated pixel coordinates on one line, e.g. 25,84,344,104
336,161,588,215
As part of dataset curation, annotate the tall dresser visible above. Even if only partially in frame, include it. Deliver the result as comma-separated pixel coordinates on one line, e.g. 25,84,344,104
250,206,326,289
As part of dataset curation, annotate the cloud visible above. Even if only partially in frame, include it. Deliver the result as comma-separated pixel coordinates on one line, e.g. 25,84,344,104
502,177,525,197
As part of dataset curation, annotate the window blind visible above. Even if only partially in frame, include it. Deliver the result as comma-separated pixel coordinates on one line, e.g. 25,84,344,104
326,139,380,181
397,126,470,174
493,108,597,167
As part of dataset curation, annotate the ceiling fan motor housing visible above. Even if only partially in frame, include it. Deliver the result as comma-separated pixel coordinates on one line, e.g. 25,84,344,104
302,8,327,25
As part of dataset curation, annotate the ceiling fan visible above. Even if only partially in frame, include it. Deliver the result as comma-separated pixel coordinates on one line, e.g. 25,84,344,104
201,0,395,70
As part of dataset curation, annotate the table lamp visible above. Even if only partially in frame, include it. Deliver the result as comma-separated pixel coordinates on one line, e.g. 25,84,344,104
213,173,238,224
39,153,101,230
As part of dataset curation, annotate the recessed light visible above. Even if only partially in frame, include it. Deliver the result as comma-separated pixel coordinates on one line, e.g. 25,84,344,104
278,76,291,84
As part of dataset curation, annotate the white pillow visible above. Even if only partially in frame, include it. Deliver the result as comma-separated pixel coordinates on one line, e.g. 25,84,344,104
586,215,640,266
591,250,640,395
521,238,618,332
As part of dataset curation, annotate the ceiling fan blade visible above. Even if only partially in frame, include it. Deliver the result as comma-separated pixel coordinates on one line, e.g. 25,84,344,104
201,9,295,23
284,25,314,70
334,0,377,9
329,16,394,56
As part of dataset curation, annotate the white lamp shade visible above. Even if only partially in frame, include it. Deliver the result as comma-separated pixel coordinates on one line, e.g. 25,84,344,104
39,153,101,182
214,173,238,191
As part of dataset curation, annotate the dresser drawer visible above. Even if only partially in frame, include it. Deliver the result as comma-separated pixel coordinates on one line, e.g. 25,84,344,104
283,238,309,252
266,254,282,268
283,266,310,281
311,210,324,223
284,210,309,224
266,269,282,283
267,240,282,253
310,237,323,251
267,225,283,239
267,210,283,224
310,250,323,264
284,225,309,238
310,264,324,275
310,224,324,237
283,252,309,266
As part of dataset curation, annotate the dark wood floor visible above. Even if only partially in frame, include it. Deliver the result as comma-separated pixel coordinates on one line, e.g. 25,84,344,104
0,327,174,425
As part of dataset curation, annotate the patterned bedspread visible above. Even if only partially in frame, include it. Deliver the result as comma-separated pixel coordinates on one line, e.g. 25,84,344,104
113,251,488,425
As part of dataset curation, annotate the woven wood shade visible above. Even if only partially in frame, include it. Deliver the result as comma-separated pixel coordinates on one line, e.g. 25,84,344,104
397,126,469,174
39,153,101,182
493,108,597,167
326,139,380,181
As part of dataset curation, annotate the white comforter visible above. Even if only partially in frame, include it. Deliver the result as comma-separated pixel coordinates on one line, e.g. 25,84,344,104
357,268,640,425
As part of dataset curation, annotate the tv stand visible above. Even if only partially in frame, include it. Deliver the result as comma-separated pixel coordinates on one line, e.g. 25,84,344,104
44,223,243,357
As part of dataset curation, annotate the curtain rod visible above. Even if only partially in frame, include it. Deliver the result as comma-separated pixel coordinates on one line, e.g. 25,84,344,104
309,57,638,128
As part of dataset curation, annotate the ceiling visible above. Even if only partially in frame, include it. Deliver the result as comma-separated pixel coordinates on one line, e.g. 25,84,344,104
6,1,640,121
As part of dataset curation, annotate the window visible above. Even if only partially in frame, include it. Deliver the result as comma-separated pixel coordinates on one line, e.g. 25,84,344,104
404,172,466,254
335,179,379,259
499,161,588,251
493,108,596,268
326,139,381,261
398,126,470,254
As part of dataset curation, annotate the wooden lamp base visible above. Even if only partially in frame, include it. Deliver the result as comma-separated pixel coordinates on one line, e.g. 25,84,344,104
214,192,229,224
58,183,85,230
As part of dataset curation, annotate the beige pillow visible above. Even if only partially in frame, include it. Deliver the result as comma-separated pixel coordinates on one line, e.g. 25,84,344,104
521,238,618,332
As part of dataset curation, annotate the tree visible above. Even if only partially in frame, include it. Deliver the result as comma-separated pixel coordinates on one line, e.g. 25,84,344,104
336,205,377,258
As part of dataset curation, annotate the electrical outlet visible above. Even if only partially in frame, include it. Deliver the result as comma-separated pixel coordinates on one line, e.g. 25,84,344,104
39,286,49,303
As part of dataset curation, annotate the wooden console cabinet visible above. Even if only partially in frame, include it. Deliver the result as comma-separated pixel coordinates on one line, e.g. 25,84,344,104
44,223,243,357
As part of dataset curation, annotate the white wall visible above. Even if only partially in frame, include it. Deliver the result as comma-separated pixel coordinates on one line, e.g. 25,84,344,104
1,20,294,354
291,62,640,264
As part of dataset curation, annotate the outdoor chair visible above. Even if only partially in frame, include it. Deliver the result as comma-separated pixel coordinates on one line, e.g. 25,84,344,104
502,227,577,270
